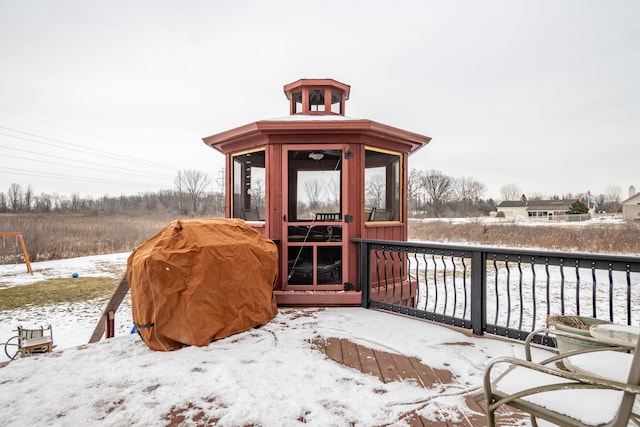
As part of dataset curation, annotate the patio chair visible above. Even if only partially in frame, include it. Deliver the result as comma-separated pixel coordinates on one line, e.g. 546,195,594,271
482,327,640,426
367,207,393,221
315,212,341,222
19,325,54,357
242,207,261,221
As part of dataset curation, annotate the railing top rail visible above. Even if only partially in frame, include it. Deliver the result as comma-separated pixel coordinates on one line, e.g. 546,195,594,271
352,238,640,271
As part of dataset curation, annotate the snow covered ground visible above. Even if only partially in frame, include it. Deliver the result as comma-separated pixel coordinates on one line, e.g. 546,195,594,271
0,253,535,426
0,252,132,361
413,214,626,226
2,248,637,426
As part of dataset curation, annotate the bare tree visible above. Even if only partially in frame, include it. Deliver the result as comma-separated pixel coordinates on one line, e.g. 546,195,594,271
71,193,81,211
178,169,211,216
527,192,545,201
407,169,423,214
34,193,52,213
251,178,265,212
452,176,486,204
23,185,34,211
604,184,621,213
304,179,323,210
174,171,186,214
420,170,452,217
365,174,385,208
7,183,22,212
500,183,521,202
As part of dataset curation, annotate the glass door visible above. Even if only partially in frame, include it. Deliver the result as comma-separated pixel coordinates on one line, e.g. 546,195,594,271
282,145,347,290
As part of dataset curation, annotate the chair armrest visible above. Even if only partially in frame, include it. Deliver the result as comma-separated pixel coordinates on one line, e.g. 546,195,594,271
485,356,640,396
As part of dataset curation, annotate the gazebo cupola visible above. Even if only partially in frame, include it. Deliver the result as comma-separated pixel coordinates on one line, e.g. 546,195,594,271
283,78,351,116
203,78,431,306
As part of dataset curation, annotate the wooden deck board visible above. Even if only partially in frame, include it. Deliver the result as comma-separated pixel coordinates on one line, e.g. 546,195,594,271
324,337,342,364
356,344,384,382
340,339,361,370
315,337,528,426
408,356,441,388
373,348,403,383
390,352,423,386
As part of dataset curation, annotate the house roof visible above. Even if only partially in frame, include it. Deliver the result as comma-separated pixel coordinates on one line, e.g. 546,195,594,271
497,199,577,210
621,192,640,205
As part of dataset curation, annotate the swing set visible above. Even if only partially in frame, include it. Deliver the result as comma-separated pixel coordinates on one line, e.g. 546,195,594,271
0,232,33,275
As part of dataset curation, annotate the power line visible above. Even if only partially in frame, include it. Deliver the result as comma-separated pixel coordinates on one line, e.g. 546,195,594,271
0,108,213,194
0,107,103,140
0,127,178,171
0,166,170,189
0,145,173,179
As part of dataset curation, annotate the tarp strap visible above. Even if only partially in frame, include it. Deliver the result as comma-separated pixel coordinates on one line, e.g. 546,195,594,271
134,322,155,329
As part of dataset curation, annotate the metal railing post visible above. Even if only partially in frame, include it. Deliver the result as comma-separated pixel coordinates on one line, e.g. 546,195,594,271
360,241,371,308
470,250,486,336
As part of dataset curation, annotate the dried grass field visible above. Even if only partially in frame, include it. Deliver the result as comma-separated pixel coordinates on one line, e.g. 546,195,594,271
408,218,640,255
1,213,638,264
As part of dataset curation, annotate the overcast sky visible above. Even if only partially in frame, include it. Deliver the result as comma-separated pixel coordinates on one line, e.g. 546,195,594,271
1,1,638,201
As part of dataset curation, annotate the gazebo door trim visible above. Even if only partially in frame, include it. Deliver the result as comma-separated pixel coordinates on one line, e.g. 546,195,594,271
281,144,349,291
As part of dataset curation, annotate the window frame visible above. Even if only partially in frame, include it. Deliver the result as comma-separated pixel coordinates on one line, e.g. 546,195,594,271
231,148,266,222
364,147,403,223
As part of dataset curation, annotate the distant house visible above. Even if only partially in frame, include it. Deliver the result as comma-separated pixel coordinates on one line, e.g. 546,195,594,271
496,199,582,221
621,186,640,221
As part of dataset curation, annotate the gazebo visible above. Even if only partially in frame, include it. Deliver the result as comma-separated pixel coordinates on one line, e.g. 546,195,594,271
203,78,431,305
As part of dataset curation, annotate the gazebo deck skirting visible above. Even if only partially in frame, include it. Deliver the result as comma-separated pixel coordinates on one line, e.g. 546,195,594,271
274,290,361,306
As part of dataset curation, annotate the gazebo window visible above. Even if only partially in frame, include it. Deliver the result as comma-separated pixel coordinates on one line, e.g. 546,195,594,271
331,90,342,114
309,89,325,112
292,91,303,114
287,149,342,222
365,148,401,222
232,149,266,221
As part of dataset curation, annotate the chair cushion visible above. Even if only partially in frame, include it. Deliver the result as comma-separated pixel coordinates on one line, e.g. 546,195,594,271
494,365,623,426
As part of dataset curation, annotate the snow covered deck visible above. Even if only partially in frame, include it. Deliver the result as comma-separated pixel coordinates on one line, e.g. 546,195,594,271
313,333,526,426
0,307,532,426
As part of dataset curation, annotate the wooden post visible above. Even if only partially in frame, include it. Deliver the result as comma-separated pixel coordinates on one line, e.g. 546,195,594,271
107,311,115,338
89,275,130,343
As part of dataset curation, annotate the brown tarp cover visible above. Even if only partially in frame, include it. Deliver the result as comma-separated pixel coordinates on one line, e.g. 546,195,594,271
127,218,278,351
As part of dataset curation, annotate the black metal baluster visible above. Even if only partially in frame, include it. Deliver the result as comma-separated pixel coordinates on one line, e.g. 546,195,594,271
441,252,448,317
608,264,614,322
412,251,420,310
432,251,438,313
575,260,581,315
517,256,524,332
545,259,551,320
422,252,429,311
560,258,566,314
492,255,499,327
591,261,597,317
627,265,632,325
451,253,457,318
382,249,390,304
505,256,511,329
461,254,468,321
531,257,537,331
374,249,382,304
